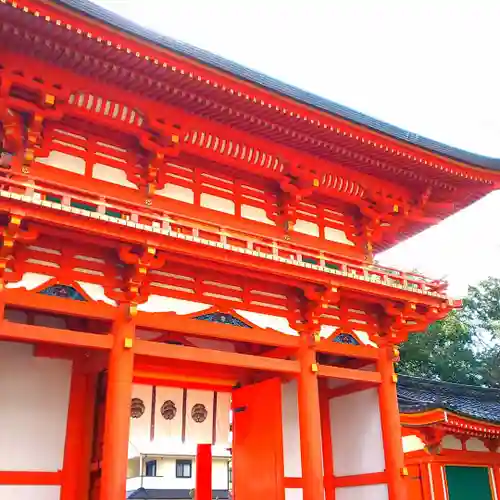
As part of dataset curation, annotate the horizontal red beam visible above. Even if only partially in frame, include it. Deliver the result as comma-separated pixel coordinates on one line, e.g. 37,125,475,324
317,364,381,384
0,321,113,350
135,339,300,374
316,340,379,360
4,288,114,320
332,471,387,488
0,470,62,485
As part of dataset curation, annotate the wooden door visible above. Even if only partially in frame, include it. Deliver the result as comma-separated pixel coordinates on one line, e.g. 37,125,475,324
232,378,285,500
89,371,107,500
445,466,493,500
405,464,424,500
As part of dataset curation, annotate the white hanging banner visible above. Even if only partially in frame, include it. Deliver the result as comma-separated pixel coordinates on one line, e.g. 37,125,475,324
154,386,185,443
214,392,231,447
129,384,153,451
184,389,215,445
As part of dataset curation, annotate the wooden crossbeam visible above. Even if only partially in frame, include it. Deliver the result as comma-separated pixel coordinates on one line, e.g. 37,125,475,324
134,339,300,374
316,340,380,360
317,364,381,384
0,321,113,350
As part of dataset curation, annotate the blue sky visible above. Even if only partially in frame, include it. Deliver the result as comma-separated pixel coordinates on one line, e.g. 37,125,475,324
95,0,500,297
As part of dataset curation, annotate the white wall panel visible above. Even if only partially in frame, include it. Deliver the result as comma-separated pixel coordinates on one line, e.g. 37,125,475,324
0,485,61,499
330,388,385,476
281,381,302,478
336,484,388,500
0,342,71,472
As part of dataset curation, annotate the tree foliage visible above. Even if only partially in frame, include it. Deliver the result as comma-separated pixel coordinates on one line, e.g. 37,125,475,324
396,277,500,388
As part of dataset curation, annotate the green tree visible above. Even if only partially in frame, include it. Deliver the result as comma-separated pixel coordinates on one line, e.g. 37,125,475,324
396,309,481,385
396,276,500,387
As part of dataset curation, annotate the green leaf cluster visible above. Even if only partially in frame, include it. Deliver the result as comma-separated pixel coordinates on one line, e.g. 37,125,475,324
397,277,500,388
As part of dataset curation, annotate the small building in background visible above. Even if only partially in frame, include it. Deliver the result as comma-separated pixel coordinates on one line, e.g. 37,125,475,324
399,376,500,500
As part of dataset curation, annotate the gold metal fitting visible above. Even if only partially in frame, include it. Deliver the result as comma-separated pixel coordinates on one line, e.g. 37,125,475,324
24,150,34,162
401,467,409,477
313,178,320,187
10,215,21,226
393,204,399,213
44,94,55,106
128,303,138,318
171,134,180,144
147,246,156,255
311,363,319,373
138,266,147,275
392,374,398,383
124,337,134,349
393,347,400,358
313,333,321,343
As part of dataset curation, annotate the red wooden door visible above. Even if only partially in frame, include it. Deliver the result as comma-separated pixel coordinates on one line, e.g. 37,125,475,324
405,464,424,500
232,378,285,500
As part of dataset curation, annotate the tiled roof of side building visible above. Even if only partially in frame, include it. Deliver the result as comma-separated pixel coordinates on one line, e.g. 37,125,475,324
54,0,500,172
397,375,500,425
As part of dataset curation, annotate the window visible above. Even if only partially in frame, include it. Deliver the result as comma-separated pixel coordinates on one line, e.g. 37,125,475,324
176,459,192,478
145,460,157,477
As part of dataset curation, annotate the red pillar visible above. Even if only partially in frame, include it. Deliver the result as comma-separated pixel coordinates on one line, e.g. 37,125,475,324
195,444,212,500
319,380,335,500
378,343,406,500
61,360,96,500
99,304,136,500
297,331,324,500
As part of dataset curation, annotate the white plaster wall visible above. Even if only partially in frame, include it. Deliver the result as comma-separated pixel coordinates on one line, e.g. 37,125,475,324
0,485,61,499
293,220,319,237
281,381,302,478
336,484,388,500
241,205,274,225
149,456,228,489
402,434,425,453
92,163,138,189
200,193,235,215
285,488,303,500
0,342,72,472
466,438,489,452
37,151,85,175
156,183,194,203
330,388,385,476
442,435,462,450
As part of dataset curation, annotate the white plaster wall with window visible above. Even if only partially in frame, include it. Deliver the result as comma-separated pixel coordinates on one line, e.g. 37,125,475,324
127,455,230,491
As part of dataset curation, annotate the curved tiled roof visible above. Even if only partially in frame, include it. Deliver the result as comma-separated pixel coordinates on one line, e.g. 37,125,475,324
397,375,500,424
54,0,500,172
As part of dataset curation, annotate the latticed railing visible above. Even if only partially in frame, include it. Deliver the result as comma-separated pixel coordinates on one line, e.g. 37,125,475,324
0,174,448,298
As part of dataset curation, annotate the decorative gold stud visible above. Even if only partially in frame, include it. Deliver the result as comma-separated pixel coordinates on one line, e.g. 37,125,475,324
124,337,133,349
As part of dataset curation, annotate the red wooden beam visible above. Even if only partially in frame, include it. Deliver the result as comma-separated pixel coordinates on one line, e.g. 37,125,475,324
317,364,381,384
0,321,113,350
134,339,300,374
316,340,380,360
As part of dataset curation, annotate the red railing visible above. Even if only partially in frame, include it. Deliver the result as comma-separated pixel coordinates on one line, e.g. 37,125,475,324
0,174,448,298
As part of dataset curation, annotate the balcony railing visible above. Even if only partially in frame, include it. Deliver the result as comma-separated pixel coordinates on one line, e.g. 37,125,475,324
0,174,450,299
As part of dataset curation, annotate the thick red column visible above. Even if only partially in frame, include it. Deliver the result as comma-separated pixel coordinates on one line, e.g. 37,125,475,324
297,331,324,500
61,360,96,500
195,444,212,500
378,343,406,500
99,304,136,500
